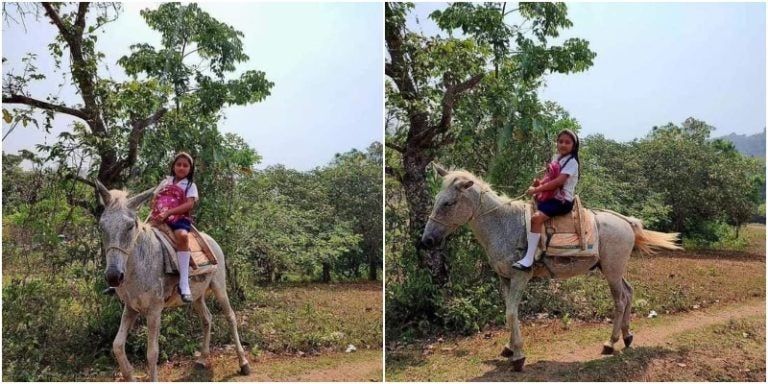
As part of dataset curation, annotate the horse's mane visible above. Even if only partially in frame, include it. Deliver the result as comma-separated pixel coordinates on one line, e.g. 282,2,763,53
106,189,153,232
443,169,522,207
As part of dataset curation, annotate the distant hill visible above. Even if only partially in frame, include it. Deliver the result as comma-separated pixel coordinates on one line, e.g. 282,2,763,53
718,130,765,158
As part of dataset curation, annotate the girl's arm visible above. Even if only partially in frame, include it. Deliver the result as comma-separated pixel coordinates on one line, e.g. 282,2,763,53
161,198,196,217
528,173,569,194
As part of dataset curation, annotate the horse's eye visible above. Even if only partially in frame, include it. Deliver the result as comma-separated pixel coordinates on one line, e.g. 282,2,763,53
443,200,456,207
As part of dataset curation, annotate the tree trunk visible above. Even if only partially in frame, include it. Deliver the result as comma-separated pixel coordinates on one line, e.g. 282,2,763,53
368,255,377,281
322,262,331,283
402,147,450,286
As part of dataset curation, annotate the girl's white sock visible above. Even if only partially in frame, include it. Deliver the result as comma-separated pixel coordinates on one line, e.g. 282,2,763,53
177,251,191,295
519,232,541,267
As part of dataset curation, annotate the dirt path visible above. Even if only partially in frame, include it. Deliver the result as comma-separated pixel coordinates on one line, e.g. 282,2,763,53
155,349,382,382
475,299,766,381
88,349,382,382
554,298,765,363
388,299,766,381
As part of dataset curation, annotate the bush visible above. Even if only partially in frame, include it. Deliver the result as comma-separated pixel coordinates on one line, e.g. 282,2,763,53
683,221,748,250
2,264,120,381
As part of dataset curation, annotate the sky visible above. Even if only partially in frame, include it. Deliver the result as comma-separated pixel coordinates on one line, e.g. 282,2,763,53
408,2,766,142
1,2,383,171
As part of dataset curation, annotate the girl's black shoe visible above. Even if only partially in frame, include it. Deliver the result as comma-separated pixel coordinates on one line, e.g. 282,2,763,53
511,261,532,272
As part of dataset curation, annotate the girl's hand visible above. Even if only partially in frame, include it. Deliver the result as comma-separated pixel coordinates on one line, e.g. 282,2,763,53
526,186,537,196
532,178,541,187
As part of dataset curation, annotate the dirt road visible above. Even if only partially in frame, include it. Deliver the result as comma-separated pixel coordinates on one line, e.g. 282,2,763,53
388,299,765,381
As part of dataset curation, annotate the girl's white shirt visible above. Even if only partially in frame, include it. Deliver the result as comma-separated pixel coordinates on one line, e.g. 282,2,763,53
158,176,199,199
554,154,578,202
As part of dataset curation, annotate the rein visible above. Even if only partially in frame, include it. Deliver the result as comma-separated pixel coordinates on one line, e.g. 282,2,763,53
429,189,527,229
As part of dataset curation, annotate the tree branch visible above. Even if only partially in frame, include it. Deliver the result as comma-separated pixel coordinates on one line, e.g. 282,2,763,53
385,141,405,153
118,107,168,178
41,3,71,39
438,73,484,133
384,63,395,80
65,173,96,189
74,2,88,33
385,3,418,101
2,94,89,120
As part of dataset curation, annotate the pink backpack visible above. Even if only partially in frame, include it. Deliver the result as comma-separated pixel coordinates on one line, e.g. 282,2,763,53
535,156,573,203
151,183,192,224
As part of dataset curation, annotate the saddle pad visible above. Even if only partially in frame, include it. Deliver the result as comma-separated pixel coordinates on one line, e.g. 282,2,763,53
530,196,599,258
155,223,217,266
151,225,217,276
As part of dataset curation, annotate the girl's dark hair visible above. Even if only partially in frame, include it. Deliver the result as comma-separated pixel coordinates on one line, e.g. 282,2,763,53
557,129,580,166
170,152,195,195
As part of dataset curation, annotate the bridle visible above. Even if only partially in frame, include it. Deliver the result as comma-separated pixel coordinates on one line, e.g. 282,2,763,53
428,189,510,230
103,217,145,259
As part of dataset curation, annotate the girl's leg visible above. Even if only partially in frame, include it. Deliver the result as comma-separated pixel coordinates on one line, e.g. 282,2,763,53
175,229,192,301
513,210,549,270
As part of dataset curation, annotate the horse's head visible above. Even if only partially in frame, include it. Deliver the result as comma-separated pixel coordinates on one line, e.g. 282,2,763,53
95,181,154,287
420,164,478,249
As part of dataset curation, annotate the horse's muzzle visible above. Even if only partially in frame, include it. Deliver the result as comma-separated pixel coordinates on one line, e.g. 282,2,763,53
105,267,124,287
420,235,437,250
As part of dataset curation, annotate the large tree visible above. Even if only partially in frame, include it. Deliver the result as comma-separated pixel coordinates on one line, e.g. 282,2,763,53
2,3,273,195
385,2,595,284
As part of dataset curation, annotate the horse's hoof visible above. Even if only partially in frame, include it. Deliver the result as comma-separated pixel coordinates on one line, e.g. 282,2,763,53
500,346,514,358
512,357,525,372
602,345,614,355
623,334,634,348
194,361,209,370
239,363,250,376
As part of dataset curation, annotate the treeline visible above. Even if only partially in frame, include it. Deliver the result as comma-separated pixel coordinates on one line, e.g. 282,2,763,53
2,142,383,286
580,119,764,243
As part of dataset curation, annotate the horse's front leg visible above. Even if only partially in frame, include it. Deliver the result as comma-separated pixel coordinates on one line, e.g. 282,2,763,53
113,306,139,381
500,273,531,372
146,308,163,381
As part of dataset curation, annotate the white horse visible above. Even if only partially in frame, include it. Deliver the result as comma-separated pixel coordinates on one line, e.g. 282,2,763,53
420,167,680,371
96,181,249,381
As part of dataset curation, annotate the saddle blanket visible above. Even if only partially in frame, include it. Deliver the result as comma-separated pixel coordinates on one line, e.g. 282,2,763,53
528,196,599,259
151,224,218,276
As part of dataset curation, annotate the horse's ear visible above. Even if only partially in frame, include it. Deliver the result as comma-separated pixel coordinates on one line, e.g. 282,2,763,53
127,188,155,210
433,163,449,177
457,180,474,190
95,180,111,206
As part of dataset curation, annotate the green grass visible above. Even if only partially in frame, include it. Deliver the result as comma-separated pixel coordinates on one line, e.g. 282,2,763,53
241,282,382,355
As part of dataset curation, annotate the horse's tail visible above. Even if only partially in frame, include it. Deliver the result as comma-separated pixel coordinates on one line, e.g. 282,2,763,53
627,217,683,255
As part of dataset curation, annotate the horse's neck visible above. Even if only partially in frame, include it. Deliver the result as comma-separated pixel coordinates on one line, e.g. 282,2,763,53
125,229,165,287
467,191,527,254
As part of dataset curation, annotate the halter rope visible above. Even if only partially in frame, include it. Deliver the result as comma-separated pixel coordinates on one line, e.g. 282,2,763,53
428,189,527,228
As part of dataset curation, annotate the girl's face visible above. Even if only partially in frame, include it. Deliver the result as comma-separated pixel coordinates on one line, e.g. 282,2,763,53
557,134,574,156
173,157,191,179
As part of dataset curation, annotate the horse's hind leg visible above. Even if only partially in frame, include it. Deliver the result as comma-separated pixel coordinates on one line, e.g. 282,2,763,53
210,278,250,375
113,306,139,381
602,277,628,355
621,277,634,348
192,297,213,368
